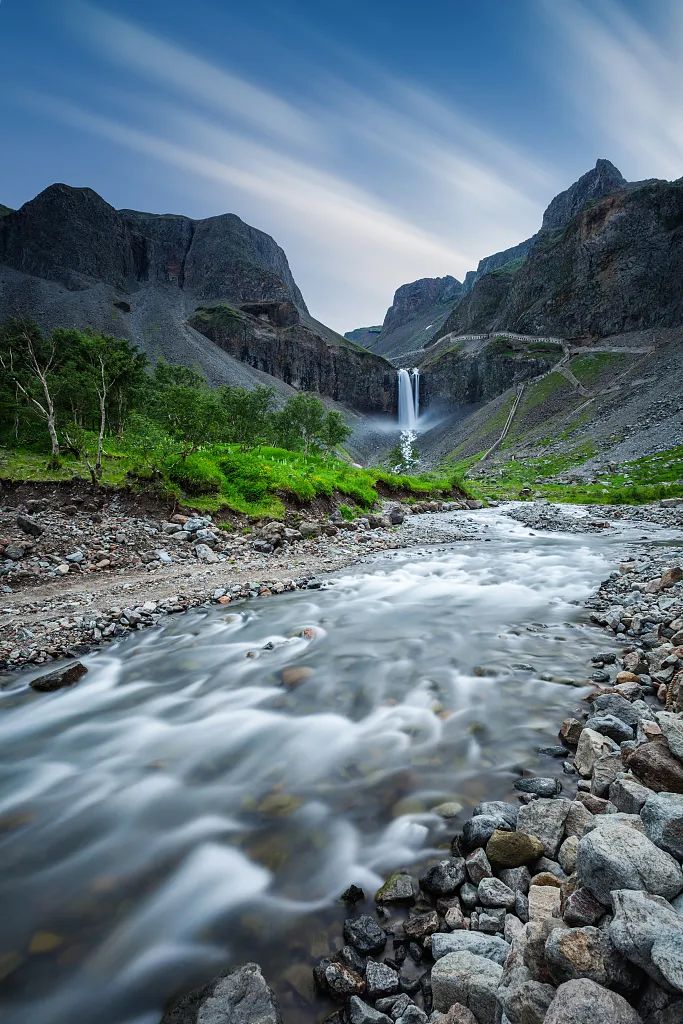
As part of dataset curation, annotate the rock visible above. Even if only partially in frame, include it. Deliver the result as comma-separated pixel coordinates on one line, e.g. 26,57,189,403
280,666,314,689
366,961,399,999
609,889,683,993
516,799,572,858
478,878,515,909
159,962,282,1024
591,694,646,731
641,792,683,859
591,752,624,797
499,867,532,895
348,996,393,1024
30,660,88,692
562,886,604,927
431,931,510,965
486,830,545,867
465,849,492,885
655,713,683,761
473,801,519,827
545,925,640,993
459,883,478,910
344,915,387,955
403,911,440,941
324,962,366,998
444,904,466,930
432,802,464,818
576,819,683,906
531,871,563,889
558,836,579,875
514,777,562,797
394,1006,427,1024
575,728,620,778
435,1005,478,1024
544,978,643,1024
463,815,513,850
585,714,634,744
431,951,503,1021
375,993,410,1016
610,775,653,815
625,740,683,794
16,514,43,537
528,884,561,921
299,522,321,538
559,718,584,746
420,859,467,896
376,873,417,904
194,543,218,563
341,884,365,904
4,543,26,560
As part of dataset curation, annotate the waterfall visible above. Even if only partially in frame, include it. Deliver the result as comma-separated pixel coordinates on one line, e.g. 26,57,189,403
397,368,420,430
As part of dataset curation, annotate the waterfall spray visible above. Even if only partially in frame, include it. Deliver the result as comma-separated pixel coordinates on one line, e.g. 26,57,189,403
397,368,420,430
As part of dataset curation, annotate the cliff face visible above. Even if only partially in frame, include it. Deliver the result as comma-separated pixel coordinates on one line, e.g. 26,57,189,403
191,303,396,413
0,183,396,411
346,275,463,358
438,178,683,340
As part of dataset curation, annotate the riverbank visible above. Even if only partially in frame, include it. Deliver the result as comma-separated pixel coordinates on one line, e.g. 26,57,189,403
0,486,480,674
299,510,683,1024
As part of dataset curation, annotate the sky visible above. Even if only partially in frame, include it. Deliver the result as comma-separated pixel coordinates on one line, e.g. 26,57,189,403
2,0,683,333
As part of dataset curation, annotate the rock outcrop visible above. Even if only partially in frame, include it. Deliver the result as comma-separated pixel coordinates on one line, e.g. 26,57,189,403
0,183,395,411
346,276,463,358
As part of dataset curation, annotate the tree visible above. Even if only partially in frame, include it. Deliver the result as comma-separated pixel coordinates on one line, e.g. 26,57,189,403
271,393,351,454
216,385,275,448
0,320,64,464
146,361,223,457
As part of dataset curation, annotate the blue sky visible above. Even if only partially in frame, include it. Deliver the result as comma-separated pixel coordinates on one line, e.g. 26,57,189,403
2,0,682,332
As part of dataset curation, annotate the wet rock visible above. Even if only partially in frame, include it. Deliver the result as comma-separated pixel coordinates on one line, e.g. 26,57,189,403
592,693,645,730
348,996,393,1024
344,915,387,955
376,873,417,904
486,830,545,867
160,962,282,1024
478,878,515,909
473,801,519,826
431,950,503,1021
324,962,366,998
544,978,643,1024
431,931,510,965
419,859,466,896
366,961,400,999
625,740,683,794
341,884,365,904
403,912,439,941
562,886,604,927
610,889,683,992
641,792,683,859
30,660,88,692
559,718,584,746
514,777,562,797
577,819,683,906
585,713,634,744
575,728,620,777
516,798,572,858
545,925,640,993
463,815,513,851
375,993,411,1017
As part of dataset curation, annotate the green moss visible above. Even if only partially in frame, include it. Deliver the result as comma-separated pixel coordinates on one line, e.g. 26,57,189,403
569,352,626,384
191,304,245,328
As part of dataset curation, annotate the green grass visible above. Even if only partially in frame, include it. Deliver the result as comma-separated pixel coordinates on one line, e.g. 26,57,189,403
569,352,626,385
0,442,468,520
467,444,683,505
191,304,245,328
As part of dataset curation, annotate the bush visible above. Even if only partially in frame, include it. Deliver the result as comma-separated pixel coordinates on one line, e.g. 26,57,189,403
167,453,222,494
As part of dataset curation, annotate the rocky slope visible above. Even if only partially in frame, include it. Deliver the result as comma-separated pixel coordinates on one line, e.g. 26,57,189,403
0,184,395,411
346,276,463,359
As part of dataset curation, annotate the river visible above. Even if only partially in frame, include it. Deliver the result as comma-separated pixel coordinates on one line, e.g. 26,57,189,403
0,507,646,1023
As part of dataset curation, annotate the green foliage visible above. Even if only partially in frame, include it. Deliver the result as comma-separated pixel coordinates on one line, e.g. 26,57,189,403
271,393,351,453
167,453,223,494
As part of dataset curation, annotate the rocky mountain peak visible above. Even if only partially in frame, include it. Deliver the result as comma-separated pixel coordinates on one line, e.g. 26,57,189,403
541,158,627,233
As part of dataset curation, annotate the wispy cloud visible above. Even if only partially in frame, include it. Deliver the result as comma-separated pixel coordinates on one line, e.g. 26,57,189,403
543,0,683,180
30,2,564,329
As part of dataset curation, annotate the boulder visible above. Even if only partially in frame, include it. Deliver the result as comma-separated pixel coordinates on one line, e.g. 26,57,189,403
431,930,510,965
516,799,572,858
585,714,634,744
563,801,595,839
478,877,515,909
544,978,643,1024
431,950,503,1022
463,815,512,851
498,966,556,1024
641,792,683,859
435,1005,478,1024
575,728,620,778
655,713,683,762
420,859,467,896
528,884,561,921
486,830,544,868
562,886,604,927
545,925,640,993
609,889,683,992
344,915,387,955
30,660,88,692
348,996,393,1024
375,873,417,904
625,740,683,794
610,775,653,815
366,960,399,999
160,962,282,1024
576,820,683,906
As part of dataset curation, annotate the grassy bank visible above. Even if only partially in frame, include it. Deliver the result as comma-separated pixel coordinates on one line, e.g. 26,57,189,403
0,443,468,521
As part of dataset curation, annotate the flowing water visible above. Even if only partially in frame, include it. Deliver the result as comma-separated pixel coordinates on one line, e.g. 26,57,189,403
0,508,653,1024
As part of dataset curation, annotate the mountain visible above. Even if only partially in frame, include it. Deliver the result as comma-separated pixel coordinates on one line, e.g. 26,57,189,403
0,204,13,218
0,184,395,412
346,275,463,359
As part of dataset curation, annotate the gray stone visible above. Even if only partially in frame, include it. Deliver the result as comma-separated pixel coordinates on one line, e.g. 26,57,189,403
465,848,492,885
575,728,620,778
463,815,512,851
610,775,653,814
431,930,510,965
641,792,683,859
366,960,399,999
513,777,562,797
656,713,683,762
516,799,572,858
498,967,555,1024
160,962,282,1024
499,867,532,895
545,925,640,993
473,801,519,826
544,978,643,1024
592,694,643,730
395,1007,428,1024
4,543,26,560
558,836,579,875
433,1004,478,1024
344,915,387,955
420,859,467,896
577,819,683,906
376,994,411,1017
460,883,478,910
194,543,218,563
585,714,634,744
376,873,417,904
591,752,624,797
348,996,393,1024
431,951,503,1022
324,961,366,998
610,889,683,992
16,514,43,537
564,801,595,840
478,877,515,909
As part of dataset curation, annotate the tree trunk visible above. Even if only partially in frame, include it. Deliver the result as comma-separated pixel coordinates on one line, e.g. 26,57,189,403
96,395,106,479
46,411,60,466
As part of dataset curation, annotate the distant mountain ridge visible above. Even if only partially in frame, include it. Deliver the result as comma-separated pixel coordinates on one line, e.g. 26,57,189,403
347,159,674,356
0,183,395,412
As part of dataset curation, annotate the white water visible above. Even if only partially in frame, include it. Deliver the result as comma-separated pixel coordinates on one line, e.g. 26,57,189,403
397,368,420,430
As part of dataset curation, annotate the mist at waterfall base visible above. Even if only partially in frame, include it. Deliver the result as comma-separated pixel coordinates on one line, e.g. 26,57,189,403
0,506,657,1024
